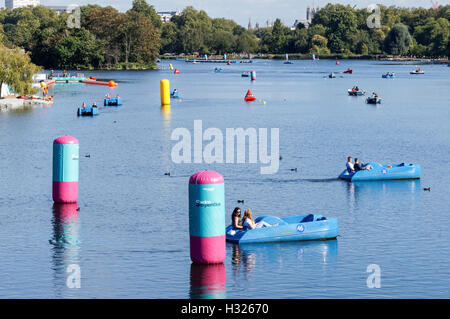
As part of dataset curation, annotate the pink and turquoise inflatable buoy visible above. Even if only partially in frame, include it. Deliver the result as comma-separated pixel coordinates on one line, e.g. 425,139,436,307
189,171,226,264
52,136,79,203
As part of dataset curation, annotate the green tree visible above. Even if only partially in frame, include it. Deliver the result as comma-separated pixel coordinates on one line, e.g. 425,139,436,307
384,23,412,55
129,0,162,29
0,43,41,97
311,4,357,53
310,34,330,55
270,19,287,53
56,28,105,69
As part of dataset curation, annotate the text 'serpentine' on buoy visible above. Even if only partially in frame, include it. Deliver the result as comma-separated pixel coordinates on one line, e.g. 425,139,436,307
53,136,79,204
160,79,170,106
189,171,226,264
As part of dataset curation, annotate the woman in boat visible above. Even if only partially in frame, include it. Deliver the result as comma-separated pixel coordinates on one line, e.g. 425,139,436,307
242,209,273,230
231,207,244,230
354,158,372,171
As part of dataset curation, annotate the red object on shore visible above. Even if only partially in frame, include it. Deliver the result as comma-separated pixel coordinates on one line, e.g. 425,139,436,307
244,89,257,102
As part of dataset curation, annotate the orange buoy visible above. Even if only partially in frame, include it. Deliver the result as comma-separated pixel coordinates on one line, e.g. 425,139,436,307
244,89,257,102
336,61,340,65
108,80,117,87
174,68,180,74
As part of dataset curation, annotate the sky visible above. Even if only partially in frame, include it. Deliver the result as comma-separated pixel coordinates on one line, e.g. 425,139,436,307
2,0,448,26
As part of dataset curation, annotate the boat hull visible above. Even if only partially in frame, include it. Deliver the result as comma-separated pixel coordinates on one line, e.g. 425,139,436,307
226,215,338,244
339,163,421,181
366,97,381,104
104,98,122,106
77,106,99,116
348,90,365,96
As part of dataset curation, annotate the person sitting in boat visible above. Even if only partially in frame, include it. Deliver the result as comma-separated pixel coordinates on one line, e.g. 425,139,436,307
354,158,372,171
92,102,97,108
63,70,67,77
105,94,111,99
81,102,86,109
371,92,379,98
231,207,244,230
352,86,359,91
116,95,120,99
242,209,273,230
346,156,355,173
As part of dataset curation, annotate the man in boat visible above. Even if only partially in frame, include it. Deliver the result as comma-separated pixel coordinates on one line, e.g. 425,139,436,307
346,157,355,173
81,102,86,109
92,102,97,108
354,158,372,171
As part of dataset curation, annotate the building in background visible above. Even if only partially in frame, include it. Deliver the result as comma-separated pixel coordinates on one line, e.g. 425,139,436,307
292,5,320,29
157,11,180,23
5,0,40,9
45,5,72,14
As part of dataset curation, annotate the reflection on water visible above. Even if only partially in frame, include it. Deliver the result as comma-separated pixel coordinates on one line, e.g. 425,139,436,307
231,240,338,279
189,263,226,299
50,203,80,297
346,180,421,212
161,105,172,173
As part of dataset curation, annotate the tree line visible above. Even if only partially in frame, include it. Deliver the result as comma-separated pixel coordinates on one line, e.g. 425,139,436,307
162,4,449,58
0,1,449,72
0,0,161,70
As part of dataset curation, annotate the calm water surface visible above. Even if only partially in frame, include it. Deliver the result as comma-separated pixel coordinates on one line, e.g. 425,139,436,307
0,60,449,298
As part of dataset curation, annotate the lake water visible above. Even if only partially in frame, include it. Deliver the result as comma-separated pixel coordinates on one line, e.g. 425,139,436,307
0,60,449,298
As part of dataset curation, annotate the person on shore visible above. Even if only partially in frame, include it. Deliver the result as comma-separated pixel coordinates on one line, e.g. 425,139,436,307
354,158,372,171
231,207,244,230
346,156,355,173
63,70,67,77
242,209,273,230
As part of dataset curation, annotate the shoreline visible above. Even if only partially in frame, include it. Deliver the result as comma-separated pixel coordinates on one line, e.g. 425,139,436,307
0,97,53,112
160,54,449,64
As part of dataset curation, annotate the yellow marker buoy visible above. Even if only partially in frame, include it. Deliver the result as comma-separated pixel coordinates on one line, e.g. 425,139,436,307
160,79,171,106
169,64,174,70
263,101,267,105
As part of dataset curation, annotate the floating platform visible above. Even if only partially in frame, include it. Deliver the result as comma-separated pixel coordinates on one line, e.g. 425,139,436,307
339,163,421,181
104,98,122,106
226,214,338,244
77,106,98,116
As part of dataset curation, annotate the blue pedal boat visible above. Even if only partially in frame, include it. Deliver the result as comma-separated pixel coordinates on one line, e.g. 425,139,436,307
382,73,395,78
339,163,421,182
171,90,179,98
226,214,338,244
77,105,98,116
104,98,122,106
241,72,250,77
